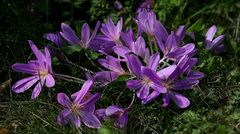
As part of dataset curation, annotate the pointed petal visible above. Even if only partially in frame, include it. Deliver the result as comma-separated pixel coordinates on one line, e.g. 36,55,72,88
136,84,150,99
162,93,171,107
80,111,102,128
74,79,93,103
57,109,71,125
31,81,43,99
94,71,119,82
211,35,225,49
57,93,71,108
106,105,124,116
141,67,161,84
96,109,107,121
157,65,178,81
126,54,143,77
43,32,63,47
142,90,160,104
28,40,45,63
60,23,80,45
206,25,217,41
147,53,160,71
12,63,37,74
126,80,142,90
12,76,38,93
176,25,186,43
81,23,90,45
115,113,128,128
72,116,81,127
150,83,167,93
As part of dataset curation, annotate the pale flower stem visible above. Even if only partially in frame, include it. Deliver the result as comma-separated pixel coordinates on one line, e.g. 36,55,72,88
128,93,135,109
53,73,86,84
64,58,95,74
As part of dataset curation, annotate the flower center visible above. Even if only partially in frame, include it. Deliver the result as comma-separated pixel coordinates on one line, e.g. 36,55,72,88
38,69,48,78
143,76,151,84
71,104,82,115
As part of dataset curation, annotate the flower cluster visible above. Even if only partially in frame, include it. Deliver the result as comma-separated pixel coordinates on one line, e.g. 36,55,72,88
12,7,225,129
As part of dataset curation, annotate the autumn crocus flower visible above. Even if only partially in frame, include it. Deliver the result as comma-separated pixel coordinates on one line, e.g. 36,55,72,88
60,21,100,48
205,25,225,53
57,80,102,128
12,40,55,99
126,54,166,100
100,17,123,45
142,65,202,108
96,105,128,128
113,28,150,62
135,10,168,41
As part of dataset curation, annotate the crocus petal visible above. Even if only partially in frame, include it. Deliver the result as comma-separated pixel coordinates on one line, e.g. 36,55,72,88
57,109,71,125
81,23,90,45
31,81,43,99
211,35,225,49
96,109,107,121
172,79,199,90
213,44,225,53
142,90,160,104
28,40,45,63
206,25,217,41
169,92,190,108
80,111,102,128
72,116,81,128
157,65,178,80
57,93,71,108
60,23,80,45
106,105,124,116
182,43,195,56
115,113,128,128
89,21,101,42
186,71,204,80
175,25,186,43
113,46,130,57
126,54,143,77
74,79,93,103
45,74,55,87
147,53,160,71
81,93,101,110
141,67,161,84
162,93,170,107
44,47,52,69
126,80,142,90
98,56,122,73
43,32,63,47
94,71,119,82
12,63,37,74
12,76,38,93
150,83,167,93
136,84,149,99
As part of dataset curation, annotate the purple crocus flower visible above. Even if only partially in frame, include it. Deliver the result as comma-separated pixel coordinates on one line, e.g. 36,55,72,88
205,25,225,53
126,54,166,101
156,31,196,60
60,21,101,48
113,35,150,62
142,65,201,108
135,10,168,41
12,40,55,99
43,32,63,47
100,17,123,45
96,105,128,128
57,80,102,128
95,55,127,82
